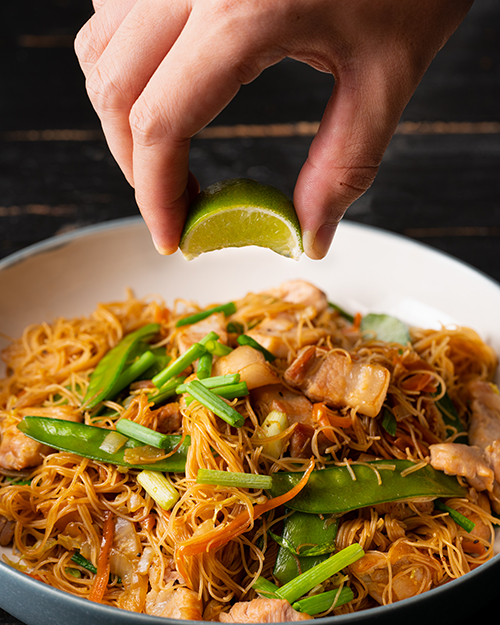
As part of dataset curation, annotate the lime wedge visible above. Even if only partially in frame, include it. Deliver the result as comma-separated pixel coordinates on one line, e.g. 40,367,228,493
179,178,303,260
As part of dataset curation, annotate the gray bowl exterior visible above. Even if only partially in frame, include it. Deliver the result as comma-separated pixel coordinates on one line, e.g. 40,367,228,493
1,552,500,625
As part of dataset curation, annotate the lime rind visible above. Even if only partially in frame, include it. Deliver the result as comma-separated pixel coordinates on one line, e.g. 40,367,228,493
179,179,303,261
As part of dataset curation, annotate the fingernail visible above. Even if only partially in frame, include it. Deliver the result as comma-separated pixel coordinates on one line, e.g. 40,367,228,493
303,224,336,260
152,234,176,256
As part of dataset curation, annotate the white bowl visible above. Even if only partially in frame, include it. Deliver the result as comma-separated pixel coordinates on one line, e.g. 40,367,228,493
1,217,499,624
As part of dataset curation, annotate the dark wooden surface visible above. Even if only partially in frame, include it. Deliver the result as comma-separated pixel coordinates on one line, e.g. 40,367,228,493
1,1,499,623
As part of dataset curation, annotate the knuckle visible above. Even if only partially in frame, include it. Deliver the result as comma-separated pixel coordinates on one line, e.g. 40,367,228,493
86,64,128,114
129,101,164,147
74,20,100,66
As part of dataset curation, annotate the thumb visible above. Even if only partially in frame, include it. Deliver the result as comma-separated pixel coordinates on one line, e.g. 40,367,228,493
294,76,402,259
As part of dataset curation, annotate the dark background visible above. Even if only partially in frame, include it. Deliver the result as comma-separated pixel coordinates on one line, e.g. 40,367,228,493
1,1,499,623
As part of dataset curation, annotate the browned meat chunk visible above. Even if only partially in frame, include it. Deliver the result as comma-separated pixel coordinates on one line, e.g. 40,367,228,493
284,346,390,417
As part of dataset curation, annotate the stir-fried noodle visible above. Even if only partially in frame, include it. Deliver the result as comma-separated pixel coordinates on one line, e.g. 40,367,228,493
1,281,499,620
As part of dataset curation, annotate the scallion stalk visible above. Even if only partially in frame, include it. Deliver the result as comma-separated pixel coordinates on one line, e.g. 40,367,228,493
252,576,281,599
116,418,169,449
185,379,245,427
196,352,213,379
137,470,179,510
275,544,364,604
237,335,276,361
175,302,237,327
435,499,476,533
152,342,207,388
196,468,273,489
292,586,354,614
98,430,129,454
203,339,233,357
150,376,186,406
175,374,240,393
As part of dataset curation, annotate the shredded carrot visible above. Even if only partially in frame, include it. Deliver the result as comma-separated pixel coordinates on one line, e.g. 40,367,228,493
89,510,114,603
312,403,352,442
353,312,362,331
400,373,437,393
176,460,315,559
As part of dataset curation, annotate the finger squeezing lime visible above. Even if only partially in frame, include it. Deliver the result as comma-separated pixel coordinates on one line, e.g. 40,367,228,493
179,178,303,260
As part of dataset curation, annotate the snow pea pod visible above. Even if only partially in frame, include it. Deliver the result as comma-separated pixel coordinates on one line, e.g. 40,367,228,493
273,510,339,585
17,416,188,472
82,323,161,409
267,459,467,514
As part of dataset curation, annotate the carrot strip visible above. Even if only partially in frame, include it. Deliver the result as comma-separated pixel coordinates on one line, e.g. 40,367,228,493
312,403,352,442
177,460,315,558
89,510,114,603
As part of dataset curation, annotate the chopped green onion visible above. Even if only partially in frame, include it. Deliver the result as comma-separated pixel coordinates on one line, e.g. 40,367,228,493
435,499,476,533
65,567,82,579
328,302,355,324
275,543,364,604
185,379,245,427
292,586,354,614
176,302,237,327
152,342,207,388
176,374,240,393
204,339,233,357
252,576,281,599
98,430,128,454
227,321,244,335
196,468,273,489
237,335,276,361
71,551,97,574
137,470,179,510
196,352,213,379
209,382,248,400
150,376,186,406
116,418,170,449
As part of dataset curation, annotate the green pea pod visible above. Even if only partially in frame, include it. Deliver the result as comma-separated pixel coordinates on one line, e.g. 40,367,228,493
82,323,161,409
273,510,339,585
17,416,188,472
267,459,466,514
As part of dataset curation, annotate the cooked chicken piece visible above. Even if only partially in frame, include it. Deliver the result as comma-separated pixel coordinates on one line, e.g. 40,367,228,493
349,541,436,605
212,345,280,390
266,279,328,315
284,346,390,418
145,587,203,620
429,443,495,492
247,313,327,359
219,598,310,622
177,312,228,354
0,407,80,471
468,380,500,450
0,515,15,546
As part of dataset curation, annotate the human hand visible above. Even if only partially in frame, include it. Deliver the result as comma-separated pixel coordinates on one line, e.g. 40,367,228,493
75,0,472,259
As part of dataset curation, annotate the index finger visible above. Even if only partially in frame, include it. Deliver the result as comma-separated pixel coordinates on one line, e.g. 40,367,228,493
128,4,285,254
